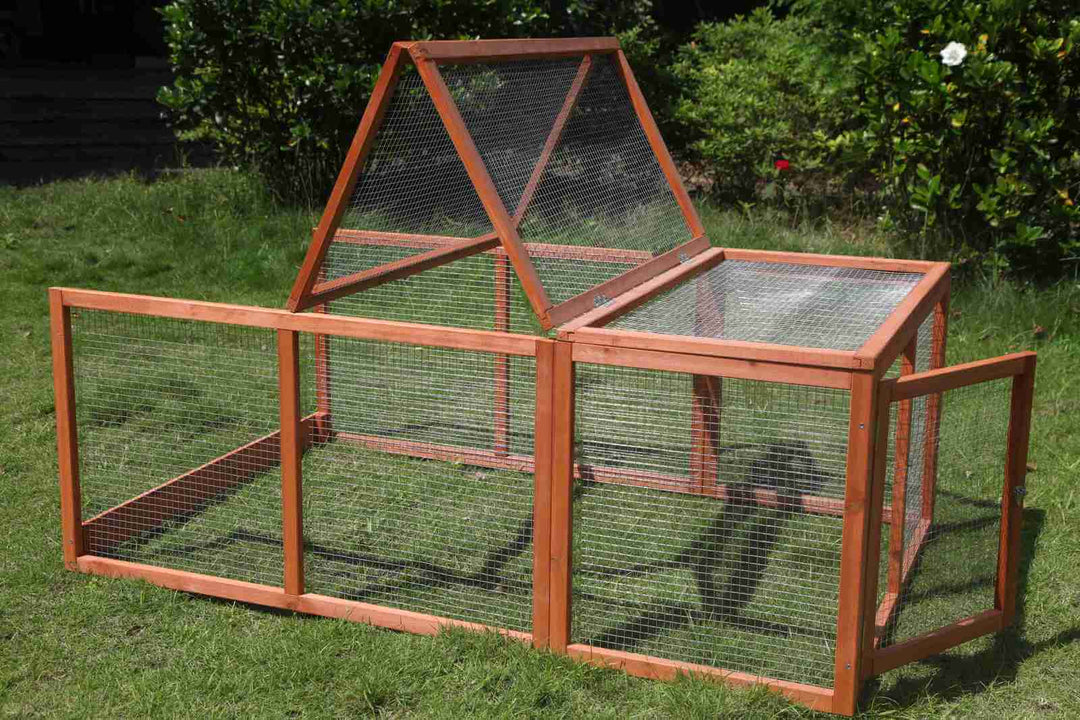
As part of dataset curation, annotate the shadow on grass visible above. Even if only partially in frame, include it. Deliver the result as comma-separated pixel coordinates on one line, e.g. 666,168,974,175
864,508,1068,709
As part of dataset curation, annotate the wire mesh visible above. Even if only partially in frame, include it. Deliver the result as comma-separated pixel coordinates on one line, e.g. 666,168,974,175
877,377,1012,648
71,310,284,586
512,53,693,303
609,261,924,351
301,338,536,633
570,363,849,687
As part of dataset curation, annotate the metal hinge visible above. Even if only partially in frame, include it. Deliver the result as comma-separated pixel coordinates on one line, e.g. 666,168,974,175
1013,486,1027,502
594,294,612,307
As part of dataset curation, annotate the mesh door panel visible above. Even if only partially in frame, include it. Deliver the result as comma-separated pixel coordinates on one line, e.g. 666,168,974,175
609,261,924,351
571,363,849,687
879,378,1012,648
302,339,536,633
71,311,283,586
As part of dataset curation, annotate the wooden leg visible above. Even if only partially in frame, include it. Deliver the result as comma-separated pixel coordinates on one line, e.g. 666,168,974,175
532,339,556,648
997,355,1036,625
50,289,84,569
494,253,511,456
690,375,721,492
549,340,575,653
278,329,304,596
921,293,949,521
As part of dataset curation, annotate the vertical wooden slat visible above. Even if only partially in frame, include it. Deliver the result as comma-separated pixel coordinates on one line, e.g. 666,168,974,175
886,338,917,598
862,380,894,674
997,355,1036,625
690,375,721,491
833,371,882,716
549,340,576,652
612,50,706,238
278,329,304,596
532,339,556,648
922,291,950,520
313,301,333,443
412,51,553,324
494,254,512,455
50,288,84,569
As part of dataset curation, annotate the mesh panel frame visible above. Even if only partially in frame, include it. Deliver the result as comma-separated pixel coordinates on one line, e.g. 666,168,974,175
569,362,849,688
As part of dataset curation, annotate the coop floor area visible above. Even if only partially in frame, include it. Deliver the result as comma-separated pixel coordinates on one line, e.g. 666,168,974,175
606,260,925,351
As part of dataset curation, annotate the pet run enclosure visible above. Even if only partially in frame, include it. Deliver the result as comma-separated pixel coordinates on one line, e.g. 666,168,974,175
50,38,1036,715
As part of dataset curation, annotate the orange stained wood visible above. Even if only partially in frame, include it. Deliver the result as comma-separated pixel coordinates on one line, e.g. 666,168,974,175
545,237,713,328
288,44,407,312
76,556,533,642
512,55,593,225
493,254,512,455
411,52,553,324
549,340,575,652
612,50,705,238
49,288,83,568
872,610,1003,675
887,340,917,600
921,293,950,520
297,234,500,311
411,37,619,62
278,329,305,596
555,246,724,333
532,339,556,649
833,371,884,715
566,645,834,713
998,353,1036,624
56,288,539,357
891,352,1035,401
570,341,853,390
722,248,941,274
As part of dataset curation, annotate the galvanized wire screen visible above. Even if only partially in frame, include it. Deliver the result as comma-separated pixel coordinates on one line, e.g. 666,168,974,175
571,363,849,687
877,378,1012,648
301,338,536,633
71,310,285,586
609,261,924,351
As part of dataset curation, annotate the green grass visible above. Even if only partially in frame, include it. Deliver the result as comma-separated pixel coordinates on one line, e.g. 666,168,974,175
1,170,1078,718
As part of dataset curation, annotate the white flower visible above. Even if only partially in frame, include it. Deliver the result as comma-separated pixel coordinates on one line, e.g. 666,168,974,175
940,42,967,67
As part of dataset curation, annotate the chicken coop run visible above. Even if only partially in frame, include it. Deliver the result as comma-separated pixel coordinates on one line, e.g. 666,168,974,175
49,38,1037,715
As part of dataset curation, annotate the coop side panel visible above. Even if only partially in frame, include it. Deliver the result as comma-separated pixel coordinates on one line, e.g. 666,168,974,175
70,310,285,587
302,336,537,634
568,362,849,689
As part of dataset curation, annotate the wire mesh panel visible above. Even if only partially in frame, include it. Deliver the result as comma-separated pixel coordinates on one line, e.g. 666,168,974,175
71,310,284,586
877,377,1013,648
570,363,849,687
609,261,924,351
302,338,537,633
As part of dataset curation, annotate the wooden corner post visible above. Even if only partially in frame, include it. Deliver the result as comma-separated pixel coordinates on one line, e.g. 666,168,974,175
50,288,84,569
549,340,576,653
833,371,887,715
532,339,556,648
278,329,304,596
997,353,1036,625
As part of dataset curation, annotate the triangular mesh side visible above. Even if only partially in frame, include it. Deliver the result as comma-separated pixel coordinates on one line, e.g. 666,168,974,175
439,58,584,216
323,65,493,286
516,54,694,304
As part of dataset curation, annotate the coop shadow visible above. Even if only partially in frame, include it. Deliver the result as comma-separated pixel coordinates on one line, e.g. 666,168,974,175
863,507,1060,709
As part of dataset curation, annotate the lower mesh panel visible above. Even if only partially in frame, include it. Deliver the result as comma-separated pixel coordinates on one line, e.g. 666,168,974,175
72,311,284,586
302,340,536,633
878,378,1012,647
571,364,849,687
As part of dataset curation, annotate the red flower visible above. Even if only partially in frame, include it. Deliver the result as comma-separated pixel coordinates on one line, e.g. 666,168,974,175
774,159,790,171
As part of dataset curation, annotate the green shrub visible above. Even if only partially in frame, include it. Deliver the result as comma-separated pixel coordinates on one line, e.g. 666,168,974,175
670,9,854,206
158,0,658,205
808,0,1080,275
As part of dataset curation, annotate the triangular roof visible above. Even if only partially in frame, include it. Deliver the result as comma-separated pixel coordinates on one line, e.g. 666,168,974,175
288,37,706,330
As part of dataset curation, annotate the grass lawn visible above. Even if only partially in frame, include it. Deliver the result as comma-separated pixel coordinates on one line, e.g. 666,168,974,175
1,170,1078,718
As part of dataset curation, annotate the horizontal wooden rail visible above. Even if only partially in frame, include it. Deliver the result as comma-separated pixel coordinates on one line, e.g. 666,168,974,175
55,288,539,357
77,556,532,642
408,37,619,62
890,352,1034,401
566,644,834,713
572,338,855,388
558,247,724,333
83,416,317,555
299,234,499,309
722,248,941,274
871,609,1003,675
545,236,711,328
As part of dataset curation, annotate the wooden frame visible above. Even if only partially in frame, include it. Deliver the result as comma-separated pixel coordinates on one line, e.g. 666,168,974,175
51,283,1038,716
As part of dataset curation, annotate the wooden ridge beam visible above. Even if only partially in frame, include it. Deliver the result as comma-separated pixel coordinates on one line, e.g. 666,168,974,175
410,37,618,63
